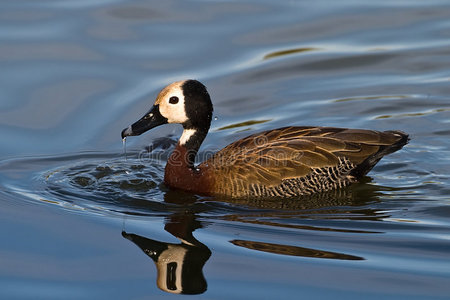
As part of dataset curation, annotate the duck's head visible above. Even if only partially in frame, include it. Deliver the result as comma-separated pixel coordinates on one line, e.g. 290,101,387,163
121,80,213,146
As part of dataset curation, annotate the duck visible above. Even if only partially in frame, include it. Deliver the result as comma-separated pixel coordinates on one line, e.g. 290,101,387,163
121,80,409,198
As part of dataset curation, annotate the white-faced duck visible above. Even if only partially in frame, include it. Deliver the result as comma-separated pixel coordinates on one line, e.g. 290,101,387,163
122,80,409,198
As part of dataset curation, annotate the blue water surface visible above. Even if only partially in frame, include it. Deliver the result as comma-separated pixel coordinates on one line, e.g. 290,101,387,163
1,0,450,299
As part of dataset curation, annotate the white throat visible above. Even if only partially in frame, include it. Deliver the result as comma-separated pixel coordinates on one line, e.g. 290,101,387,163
179,128,197,146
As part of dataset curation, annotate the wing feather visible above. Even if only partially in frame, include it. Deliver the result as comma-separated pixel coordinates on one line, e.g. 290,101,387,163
200,126,405,189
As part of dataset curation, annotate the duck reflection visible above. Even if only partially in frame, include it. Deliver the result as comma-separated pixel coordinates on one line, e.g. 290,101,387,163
231,240,363,260
122,212,211,295
120,184,382,294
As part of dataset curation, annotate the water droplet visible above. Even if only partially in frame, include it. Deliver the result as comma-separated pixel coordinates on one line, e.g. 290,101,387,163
122,137,127,160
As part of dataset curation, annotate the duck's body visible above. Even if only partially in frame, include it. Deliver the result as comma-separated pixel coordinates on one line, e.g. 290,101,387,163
122,80,409,199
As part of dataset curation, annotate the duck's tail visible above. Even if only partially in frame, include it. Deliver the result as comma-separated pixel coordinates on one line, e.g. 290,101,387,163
350,130,409,179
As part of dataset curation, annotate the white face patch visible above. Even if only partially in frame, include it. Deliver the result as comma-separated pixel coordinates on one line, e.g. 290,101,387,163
156,83,188,124
179,128,197,145
156,245,188,294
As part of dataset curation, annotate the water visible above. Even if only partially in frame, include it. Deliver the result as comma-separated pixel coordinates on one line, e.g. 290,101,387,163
1,0,450,299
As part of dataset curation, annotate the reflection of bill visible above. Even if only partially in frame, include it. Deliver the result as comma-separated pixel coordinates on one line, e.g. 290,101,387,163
122,213,211,295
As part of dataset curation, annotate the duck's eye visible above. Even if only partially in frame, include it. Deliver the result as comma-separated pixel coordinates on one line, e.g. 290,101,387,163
169,96,179,104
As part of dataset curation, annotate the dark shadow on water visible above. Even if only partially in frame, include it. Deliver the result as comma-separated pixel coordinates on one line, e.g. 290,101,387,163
263,47,321,60
230,240,363,260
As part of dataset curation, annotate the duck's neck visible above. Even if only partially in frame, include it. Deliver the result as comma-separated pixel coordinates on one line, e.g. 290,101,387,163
164,127,211,193
174,127,208,168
